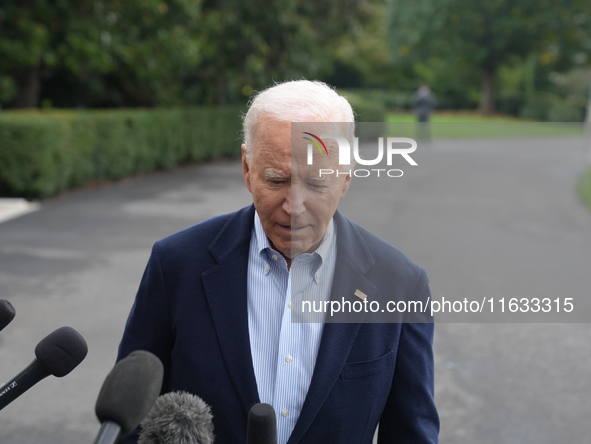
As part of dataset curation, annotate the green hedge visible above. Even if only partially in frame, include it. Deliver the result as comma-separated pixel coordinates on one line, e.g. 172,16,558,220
0,106,243,198
336,89,387,122
518,93,586,122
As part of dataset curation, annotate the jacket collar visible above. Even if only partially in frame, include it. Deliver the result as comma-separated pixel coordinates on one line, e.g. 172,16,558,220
207,205,255,263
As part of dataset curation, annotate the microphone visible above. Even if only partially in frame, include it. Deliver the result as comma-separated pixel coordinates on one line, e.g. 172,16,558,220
138,391,215,444
0,326,88,410
247,403,277,444
94,350,164,444
0,299,16,331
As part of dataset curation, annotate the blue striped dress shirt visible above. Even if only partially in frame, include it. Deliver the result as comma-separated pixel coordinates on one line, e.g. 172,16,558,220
247,211,336,444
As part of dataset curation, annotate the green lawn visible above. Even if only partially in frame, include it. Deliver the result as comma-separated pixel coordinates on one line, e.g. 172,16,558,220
578,167,591,211
387,110,525,123
385,111,584,139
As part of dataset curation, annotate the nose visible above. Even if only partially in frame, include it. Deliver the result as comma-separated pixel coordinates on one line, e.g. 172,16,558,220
283,184,305,217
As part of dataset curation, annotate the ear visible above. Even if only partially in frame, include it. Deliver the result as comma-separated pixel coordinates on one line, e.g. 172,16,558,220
242,144,252,193
339,158,355,199
339,172,352,199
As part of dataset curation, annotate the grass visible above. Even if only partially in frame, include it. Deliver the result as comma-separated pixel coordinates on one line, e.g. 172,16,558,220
385,111,584,139
387,110,525,122
578,166,591,211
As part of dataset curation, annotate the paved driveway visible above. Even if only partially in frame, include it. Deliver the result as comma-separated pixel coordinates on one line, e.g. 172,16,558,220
0,135,590,443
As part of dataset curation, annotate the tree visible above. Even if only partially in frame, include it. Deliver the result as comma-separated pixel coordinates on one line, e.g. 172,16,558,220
388,0,591,113
0,0,375,108
0,0,204,108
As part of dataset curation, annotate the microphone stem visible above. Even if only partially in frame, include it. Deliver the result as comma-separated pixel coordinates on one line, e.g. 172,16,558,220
0,359,49,411
93,421,122,444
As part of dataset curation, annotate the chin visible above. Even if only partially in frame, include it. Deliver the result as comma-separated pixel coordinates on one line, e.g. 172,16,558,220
288,244,313,257
268,239,291,257
278,246,300,259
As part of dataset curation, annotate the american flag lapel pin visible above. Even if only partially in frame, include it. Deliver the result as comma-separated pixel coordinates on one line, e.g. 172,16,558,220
354,289,367,301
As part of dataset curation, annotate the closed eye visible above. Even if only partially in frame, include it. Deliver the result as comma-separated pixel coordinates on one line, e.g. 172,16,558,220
307,181,327,189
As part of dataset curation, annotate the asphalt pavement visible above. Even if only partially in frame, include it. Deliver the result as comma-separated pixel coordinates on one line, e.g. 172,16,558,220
1,134,591,443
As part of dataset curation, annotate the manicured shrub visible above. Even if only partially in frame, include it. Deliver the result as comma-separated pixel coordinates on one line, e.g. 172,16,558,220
547,102,584,122
0,106,243,198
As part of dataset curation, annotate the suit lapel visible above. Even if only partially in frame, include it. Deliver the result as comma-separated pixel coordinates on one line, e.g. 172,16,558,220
201,205,261,416
288,211,377,443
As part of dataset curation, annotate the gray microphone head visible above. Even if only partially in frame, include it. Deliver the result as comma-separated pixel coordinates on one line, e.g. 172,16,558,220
34,326,88,377
247,403,277,444
95,350,164,435
138,391,215,444
0,299,16,332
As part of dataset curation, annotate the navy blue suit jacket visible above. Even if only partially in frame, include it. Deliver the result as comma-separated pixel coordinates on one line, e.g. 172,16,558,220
117,205,439,443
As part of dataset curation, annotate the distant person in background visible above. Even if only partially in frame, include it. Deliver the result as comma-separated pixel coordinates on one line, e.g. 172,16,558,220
411,84,437,141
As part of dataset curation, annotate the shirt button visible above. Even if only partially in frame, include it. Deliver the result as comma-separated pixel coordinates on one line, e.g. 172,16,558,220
315,272,320,280
285,355,292,363
282,409,289,417
264,264,269,272
288,301,293,309
272,254,278,260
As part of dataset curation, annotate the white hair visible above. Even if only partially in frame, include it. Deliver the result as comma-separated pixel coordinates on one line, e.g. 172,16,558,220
242,80,355,163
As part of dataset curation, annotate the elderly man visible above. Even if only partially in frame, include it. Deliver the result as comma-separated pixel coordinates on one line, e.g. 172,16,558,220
117,80,439,443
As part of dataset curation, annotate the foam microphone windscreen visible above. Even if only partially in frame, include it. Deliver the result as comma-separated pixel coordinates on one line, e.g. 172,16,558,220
139,391,215,444
95,350,164,435
247,403,277,444
34,326,88,377
0,299,16,331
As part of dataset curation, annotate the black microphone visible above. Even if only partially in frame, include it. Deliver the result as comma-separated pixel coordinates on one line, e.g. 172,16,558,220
138,391,215,444
94,350,164,444
0,326,88,410
247,403,277,444
0,299,16,332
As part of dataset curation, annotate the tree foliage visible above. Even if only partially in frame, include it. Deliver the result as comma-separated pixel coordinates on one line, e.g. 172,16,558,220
0,0,373,108
388,0,591,113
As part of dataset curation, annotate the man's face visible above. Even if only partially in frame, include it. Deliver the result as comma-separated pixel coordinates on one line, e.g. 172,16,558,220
242,118,352,264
